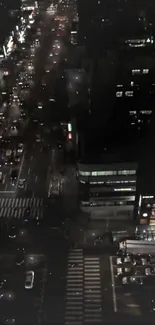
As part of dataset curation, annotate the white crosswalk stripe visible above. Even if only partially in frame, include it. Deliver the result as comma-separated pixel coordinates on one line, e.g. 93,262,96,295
65,248,84,325
0,197,43,219
65,251,103,325
84,257,102,324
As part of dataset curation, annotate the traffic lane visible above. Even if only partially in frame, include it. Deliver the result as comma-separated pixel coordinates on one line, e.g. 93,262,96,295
11,268,44,324
42,241,67,324
115,283,148,315
100,254,115,314
24,155,50,193
0,166,12,192
23,144,50,190
0,255,18,323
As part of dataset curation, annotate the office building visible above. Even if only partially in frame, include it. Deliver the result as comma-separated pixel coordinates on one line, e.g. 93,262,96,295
114,53,155,141
77,157,138,219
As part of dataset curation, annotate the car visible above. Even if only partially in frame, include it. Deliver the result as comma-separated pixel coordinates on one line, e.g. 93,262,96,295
0,279,7,289
25,271,34,289
117,267,123,275
123,256,131,263
15,253,24,266
130,276,143,285
122,276,143,285
18,179,25,188
117,267,131,276
141,257,147,266
0,172,4,183
116,257,122,265
6,149,12,158
5,156,14,166
8,225,17,239
38,102,42,109
17,143,24,154
145,267,155,276
36,134,41,142
10,169,18,181
15,155,20,163
4,318,15,324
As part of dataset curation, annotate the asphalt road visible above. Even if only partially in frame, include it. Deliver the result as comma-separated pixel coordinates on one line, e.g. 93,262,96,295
1,2,153,325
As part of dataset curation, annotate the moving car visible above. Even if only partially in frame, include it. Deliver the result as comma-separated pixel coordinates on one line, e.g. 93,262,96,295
18,179,25,188
17,143,24,154
15,155,20,164
0,279,6,289
4,317,16,325
0,172,4,183
10,170,18,185
16,252,24,266
4,318,16,324
8,225,17,239
36,134,41,142
25,271,34,289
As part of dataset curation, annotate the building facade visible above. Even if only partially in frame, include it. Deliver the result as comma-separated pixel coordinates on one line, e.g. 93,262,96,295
77,161,138,219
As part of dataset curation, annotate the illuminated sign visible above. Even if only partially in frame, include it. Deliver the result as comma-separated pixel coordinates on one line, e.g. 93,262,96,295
68,132,72,140
140,219,147,225
68,123,72,132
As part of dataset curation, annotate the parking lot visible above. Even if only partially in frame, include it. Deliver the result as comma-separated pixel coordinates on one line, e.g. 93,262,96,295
110,254,155,316
0,254,47,324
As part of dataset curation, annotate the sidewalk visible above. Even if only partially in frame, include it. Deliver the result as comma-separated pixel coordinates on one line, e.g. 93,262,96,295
68,214,136,247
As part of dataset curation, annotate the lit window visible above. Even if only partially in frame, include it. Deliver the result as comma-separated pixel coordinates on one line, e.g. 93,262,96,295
132,69,140,75
116,91,123,97
140,110,152,115
116,85,123,88
118,170,136,175
79,171,91,176
129,111,136,115
114,188,135,192
91,171,117,176
125,91,133,97
143,69,149,74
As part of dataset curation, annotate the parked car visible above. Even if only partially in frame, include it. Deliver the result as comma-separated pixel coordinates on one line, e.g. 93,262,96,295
25,271,34,289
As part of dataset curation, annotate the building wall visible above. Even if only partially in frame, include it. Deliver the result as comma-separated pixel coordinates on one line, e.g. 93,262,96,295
77,162,138,219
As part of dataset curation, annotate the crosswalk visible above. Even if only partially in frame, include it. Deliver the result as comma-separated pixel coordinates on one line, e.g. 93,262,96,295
84,257,102,323
0,197,43,219
65,249,103,325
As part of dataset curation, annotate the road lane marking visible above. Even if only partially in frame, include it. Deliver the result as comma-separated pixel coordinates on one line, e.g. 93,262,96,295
4,183,8,191
109,256,117,312
38,266,47,324
0,191,15,193
15,153,25,190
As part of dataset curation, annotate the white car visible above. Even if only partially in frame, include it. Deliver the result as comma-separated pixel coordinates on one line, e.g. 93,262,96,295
124,256,131,263
116,258,122,265
145,268,151,276
141,258,147,266
38,102,42,109
25,271,34,289
117,268,123,275
122,277,128,284
17,143,24,154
